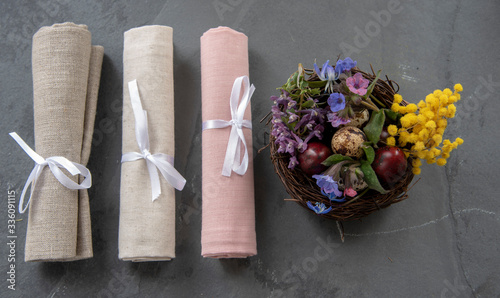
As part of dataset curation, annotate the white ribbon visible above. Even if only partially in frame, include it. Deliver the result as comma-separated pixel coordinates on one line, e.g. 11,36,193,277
9,132,92,214
121,79,186,202
202,76,255,177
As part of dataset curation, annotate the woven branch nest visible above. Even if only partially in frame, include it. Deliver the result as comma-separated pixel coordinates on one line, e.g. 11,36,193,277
268,68,416,221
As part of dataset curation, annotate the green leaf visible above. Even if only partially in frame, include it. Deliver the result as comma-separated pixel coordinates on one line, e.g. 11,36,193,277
363,70,382,100
300,80,308,89
363,109,385,144
384,108,400,121
287,72,298,89
307,80,327,88
301,100,315,108
282,116,295,130
360,160,387,194
309,88,321,96
362,145,375,164
321,154,353,166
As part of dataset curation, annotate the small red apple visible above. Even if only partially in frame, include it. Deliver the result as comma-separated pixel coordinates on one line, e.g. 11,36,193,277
372,146,407,187
298,142,332,176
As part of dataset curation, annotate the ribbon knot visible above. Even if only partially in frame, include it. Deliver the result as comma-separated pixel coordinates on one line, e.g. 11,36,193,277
229,119,243,129
9,132,92,214
202,76,255,177
142,149,152,159
121,80,186,202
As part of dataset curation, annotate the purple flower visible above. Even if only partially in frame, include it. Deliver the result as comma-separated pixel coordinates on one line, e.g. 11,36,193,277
288,114,299,123
321,190,347,202
307,201,332,215
291,134,307,153
288,156,299,169
277,143,286,153
271,93,291,107
285,139,297,154
296,108,326,121
312,174,343,197
272,118,283,125
327,93,346,112
276,131,290,142
327,112,351,127
294,114,311,131
271,105,284,116
271,122,286,137
308,124,324,140
346,72,369,96
270,95,280,102
335,57,357,74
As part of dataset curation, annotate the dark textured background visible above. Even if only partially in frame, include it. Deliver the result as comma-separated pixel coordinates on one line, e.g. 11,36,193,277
1,1,499,297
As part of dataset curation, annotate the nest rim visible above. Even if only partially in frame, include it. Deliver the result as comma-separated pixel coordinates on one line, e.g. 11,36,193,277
269,68,415,221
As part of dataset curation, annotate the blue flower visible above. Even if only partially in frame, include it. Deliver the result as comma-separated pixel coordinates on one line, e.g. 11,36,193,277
321,190,347,202
327,93,346,112
335,57,357,74
314,60,337,92
307,201,332,215
314,58,357,93
312,174,343,197
314,60,335,81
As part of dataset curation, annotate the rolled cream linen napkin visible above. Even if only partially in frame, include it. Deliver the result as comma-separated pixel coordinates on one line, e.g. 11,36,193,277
119,25,177,261
26,22,103,262
200,27,257,258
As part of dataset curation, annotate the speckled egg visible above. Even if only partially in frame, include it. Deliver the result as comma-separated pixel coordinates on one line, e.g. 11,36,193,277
331,126,367,158
342,109,369,128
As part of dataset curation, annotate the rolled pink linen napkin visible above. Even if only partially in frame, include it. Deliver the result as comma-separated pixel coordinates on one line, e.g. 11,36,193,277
200,26,257,258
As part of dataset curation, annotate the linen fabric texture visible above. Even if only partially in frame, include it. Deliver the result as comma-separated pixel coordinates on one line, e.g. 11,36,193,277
26,22,103,261
119,25,177,261
200,27,257,258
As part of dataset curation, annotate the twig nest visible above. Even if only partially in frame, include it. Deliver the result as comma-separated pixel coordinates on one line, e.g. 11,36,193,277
342,109,369,128
331,127,367,158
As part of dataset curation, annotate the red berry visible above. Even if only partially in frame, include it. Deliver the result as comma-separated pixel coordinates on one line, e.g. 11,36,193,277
298,142,332,176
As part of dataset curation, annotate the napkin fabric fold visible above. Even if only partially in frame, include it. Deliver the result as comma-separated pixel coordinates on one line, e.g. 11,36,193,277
119,25,176,261
200,26,257,258
26,22,103,262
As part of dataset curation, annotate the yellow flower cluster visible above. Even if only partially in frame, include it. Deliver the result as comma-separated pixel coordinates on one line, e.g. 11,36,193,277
389,84,464,175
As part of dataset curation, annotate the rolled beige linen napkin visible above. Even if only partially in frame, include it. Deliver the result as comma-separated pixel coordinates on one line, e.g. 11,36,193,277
119,25,180,261
200,27,257,258
24,22,103,262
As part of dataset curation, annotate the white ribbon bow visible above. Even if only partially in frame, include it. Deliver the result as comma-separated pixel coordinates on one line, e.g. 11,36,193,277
121,80,186,202
9,132,92,214
202,76,255,177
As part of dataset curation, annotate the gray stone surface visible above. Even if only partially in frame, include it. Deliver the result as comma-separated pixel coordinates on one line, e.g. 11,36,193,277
1,0,499,297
